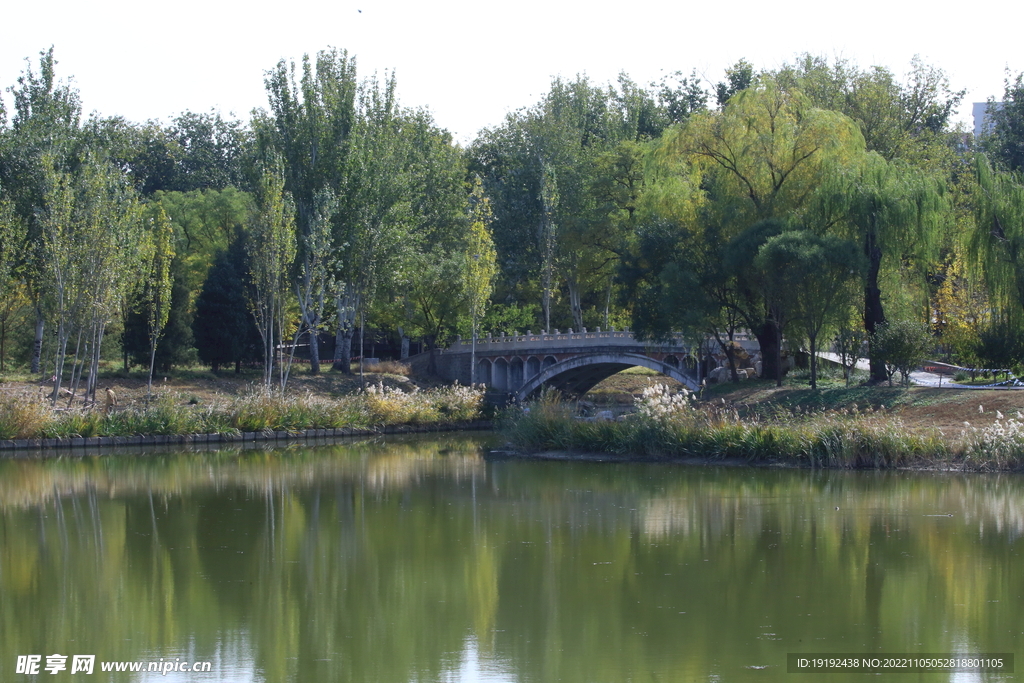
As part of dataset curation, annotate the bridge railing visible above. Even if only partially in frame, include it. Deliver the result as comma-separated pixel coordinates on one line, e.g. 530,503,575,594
445,329,689,353
444,329,757,356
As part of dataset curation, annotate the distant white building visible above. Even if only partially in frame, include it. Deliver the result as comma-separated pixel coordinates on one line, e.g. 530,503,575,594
974,102,1003,137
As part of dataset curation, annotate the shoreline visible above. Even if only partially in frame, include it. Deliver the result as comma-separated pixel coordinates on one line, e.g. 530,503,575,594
0,420,494,456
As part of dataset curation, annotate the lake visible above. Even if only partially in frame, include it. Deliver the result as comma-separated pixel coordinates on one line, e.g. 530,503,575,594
1,434,1020,681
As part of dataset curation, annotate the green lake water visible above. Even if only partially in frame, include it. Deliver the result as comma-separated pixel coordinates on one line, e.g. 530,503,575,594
1,433,1021,681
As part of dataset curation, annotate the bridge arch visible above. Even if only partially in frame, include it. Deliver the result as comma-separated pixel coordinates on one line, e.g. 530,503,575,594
515,352,699,402
477,358,492,386
493,358,509,391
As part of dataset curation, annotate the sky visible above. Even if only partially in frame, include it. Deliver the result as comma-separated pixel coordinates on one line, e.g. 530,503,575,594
2,0,1022,144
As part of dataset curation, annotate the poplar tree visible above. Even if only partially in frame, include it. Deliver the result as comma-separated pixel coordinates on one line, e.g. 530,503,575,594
142,207,175,402
465,177,496,386
0,199,25,372
40,154,141,404
247,160,296,391
262,48,357,374
0,48,82,375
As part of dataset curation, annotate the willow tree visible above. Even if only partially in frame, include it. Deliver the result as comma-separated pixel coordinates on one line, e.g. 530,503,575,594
825,153,945,380
247,160,296,391
657,76,864,380
970,154,1024,335
465,177,496,386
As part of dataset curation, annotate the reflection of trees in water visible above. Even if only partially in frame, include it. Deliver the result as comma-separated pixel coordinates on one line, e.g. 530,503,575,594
2,449,1024,682
0,435,488,510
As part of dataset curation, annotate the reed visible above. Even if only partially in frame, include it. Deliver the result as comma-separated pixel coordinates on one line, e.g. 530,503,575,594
501,384,1019,470
0,384,485,441
0,397,52,439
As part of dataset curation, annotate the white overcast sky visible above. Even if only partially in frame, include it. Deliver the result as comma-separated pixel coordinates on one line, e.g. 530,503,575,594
1,0,1022,144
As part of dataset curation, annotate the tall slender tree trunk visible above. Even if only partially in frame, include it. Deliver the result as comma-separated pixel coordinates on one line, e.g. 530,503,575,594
809,332,819,390
775,323,784,388
398,327,409,360
566,274,583,331
147,337,158,404
470,307,477,386
32,305,44,375
333,292,357,373
334,330,353,373
308,324,321,375
604,281,612,329
358,309,366,389
863,228,887,382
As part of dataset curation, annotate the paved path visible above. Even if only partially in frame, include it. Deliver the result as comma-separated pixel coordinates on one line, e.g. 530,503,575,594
816,353,1021,389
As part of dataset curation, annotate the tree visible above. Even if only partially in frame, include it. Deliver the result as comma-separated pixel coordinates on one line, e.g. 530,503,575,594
974,318,1024,372
753,229,864,388
465,178,497,386
872,319,932,386
657,76,865,381
971,154,1024,329
246,159,296,391
472,75,656,333
39,153,143,405
0,48,83,375
825,153,945,381
332,73,418,380
980,71,1024,173
933,253,990,367
781,54,965,166
714,59,755,108
833,323,866,386
0,199,25,372
141,206,175,401
651,69,709,125
193,230,260,373
261,48,357,374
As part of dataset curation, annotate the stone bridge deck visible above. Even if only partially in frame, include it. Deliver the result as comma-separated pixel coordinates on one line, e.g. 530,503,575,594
434,329,731,400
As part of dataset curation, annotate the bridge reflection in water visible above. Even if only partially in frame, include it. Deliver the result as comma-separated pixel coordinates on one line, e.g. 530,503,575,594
433,328,706,401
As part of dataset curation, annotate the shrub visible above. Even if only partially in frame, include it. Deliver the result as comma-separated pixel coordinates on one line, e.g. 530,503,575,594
364,360,411,376
872,319,933,386
0,397,51,439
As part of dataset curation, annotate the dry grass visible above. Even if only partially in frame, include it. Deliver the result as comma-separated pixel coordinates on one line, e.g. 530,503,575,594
0,367,484,439
503,383,1024,470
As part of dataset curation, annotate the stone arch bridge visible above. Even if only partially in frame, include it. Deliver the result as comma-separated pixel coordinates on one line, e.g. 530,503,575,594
433,329,700,402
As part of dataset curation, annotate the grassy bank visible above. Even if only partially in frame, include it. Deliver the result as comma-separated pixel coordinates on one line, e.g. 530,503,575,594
500,384,1024,470
0,383,485,440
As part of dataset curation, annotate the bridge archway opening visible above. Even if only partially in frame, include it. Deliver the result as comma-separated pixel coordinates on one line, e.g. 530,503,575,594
509,357,524,391
476,358,492,387
493,358,509,392
526,356,541,378
516,352,699,402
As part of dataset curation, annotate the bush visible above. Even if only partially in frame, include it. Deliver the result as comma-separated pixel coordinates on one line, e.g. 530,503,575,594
872,320,933,386
0,397,51,439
